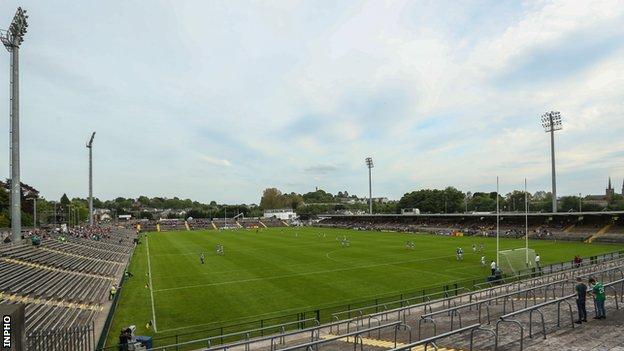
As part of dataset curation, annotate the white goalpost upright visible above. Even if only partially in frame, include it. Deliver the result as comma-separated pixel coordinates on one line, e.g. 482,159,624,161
496,177,536,277
525,178,529,265
496,177,500,266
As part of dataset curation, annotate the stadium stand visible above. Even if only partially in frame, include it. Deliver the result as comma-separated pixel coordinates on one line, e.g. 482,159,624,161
238,218,263,228
262,218,288,227
0,226,135,350
157,218,185,231
187,218,214,230
212,218,239,229
317,212,624,243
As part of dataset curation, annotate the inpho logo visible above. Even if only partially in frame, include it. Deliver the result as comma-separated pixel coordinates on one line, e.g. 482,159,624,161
2,315,10,348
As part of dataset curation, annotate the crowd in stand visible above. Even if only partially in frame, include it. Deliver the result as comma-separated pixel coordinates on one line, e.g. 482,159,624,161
317,214,624,242
0,225,130,245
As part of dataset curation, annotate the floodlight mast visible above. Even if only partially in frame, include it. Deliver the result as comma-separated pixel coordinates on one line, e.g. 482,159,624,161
86,132,96,226
541,111,562,213
365,157,373,214
1,8,28,243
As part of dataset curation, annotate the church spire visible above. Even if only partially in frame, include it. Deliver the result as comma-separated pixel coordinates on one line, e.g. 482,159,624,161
606,177,615,199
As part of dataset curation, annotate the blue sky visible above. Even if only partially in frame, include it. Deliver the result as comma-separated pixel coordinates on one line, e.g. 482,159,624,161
0,0,623,204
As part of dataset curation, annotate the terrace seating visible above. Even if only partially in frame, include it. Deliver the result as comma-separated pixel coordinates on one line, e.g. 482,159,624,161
238,218,263,228
212,219,240,229
318,214,624,243
262,218,288,227
158,219,185,231
187,218,214,230
0,227,134,342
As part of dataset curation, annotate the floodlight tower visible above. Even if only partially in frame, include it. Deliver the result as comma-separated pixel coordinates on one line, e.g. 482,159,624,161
1,8,28,243
86,132,96,226
541,111,562,213
365,157,373,214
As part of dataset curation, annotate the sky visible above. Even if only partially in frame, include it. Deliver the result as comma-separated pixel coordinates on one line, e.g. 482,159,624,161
0,0,623,204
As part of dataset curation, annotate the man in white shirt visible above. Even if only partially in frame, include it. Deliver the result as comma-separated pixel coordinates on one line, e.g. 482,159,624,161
535,254,541,273
490,261,497,276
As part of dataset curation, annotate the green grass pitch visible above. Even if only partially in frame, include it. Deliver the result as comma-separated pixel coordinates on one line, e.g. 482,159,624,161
105,227,623,347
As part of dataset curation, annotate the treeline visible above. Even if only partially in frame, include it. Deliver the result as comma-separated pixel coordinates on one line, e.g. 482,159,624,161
260,186,624,215
399,188,624,213
0,182,88,227
93,197,262,219
259,188,397,215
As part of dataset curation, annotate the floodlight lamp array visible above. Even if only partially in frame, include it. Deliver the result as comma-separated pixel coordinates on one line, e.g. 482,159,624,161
1,7,28,51
540,111,562,132
365,157,374,168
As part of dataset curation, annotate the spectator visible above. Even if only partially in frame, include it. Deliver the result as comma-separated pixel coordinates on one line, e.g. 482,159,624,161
109,284,117,301
588,277,606,319
118,328,130,351
490,260,497,276
535,253,541,273
575,277,587,324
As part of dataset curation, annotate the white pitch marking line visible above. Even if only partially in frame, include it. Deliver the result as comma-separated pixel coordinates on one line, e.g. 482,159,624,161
146,235,158,332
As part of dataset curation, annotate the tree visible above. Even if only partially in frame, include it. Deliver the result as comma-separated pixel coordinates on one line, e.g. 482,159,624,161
302,189,335,203
0,186,8,212
560,196,581,212
505,190,530,212
260,188,287,209
60,194,70,206
137,196,150,206
608,194,624,211
283,193,304,210
468,193,497,212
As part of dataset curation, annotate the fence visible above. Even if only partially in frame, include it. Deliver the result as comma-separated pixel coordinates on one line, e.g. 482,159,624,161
26,322,96,351
95,236,138,350
96,249,624,351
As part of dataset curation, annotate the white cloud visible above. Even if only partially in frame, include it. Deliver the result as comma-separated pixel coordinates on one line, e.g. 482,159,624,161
201,156,232,167
0,0,622,203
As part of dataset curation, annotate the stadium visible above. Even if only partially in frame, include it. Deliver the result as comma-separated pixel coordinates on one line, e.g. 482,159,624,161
2,2,624,351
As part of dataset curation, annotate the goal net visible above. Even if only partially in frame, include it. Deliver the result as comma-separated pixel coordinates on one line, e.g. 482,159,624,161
498,248,536,277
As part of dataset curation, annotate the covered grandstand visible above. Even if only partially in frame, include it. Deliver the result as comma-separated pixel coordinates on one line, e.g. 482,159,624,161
317,211,624,243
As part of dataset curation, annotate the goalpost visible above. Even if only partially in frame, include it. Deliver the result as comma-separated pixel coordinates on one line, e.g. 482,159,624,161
495,178,532,277
498,248,536,276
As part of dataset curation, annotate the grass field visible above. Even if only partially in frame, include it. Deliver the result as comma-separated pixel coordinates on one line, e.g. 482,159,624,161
105,227,624,347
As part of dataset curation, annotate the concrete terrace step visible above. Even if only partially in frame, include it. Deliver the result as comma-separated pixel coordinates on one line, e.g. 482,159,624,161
320,333,466,351
524,308,624,351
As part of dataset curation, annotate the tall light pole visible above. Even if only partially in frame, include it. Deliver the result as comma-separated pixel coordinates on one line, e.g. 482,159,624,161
541,111,562,213
365,157,373,214
579,193,582,212
87,132,96,226
1,8,28,243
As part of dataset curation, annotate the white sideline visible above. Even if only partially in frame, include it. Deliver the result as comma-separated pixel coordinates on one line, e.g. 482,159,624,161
146,235,158,332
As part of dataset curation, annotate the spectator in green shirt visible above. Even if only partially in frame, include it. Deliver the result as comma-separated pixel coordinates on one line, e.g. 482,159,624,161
588,277,606,319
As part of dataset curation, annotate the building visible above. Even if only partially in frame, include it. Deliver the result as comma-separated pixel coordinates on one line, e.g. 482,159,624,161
263,209,297,220
583,178,622,208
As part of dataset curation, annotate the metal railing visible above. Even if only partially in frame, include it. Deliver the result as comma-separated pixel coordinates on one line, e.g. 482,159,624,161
418,264,624,339
386,323,481,351
26,322,96,351
495,278,624,351
331,287,467,323
147,318,358,351
144,318,319,351
274,321,405,351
